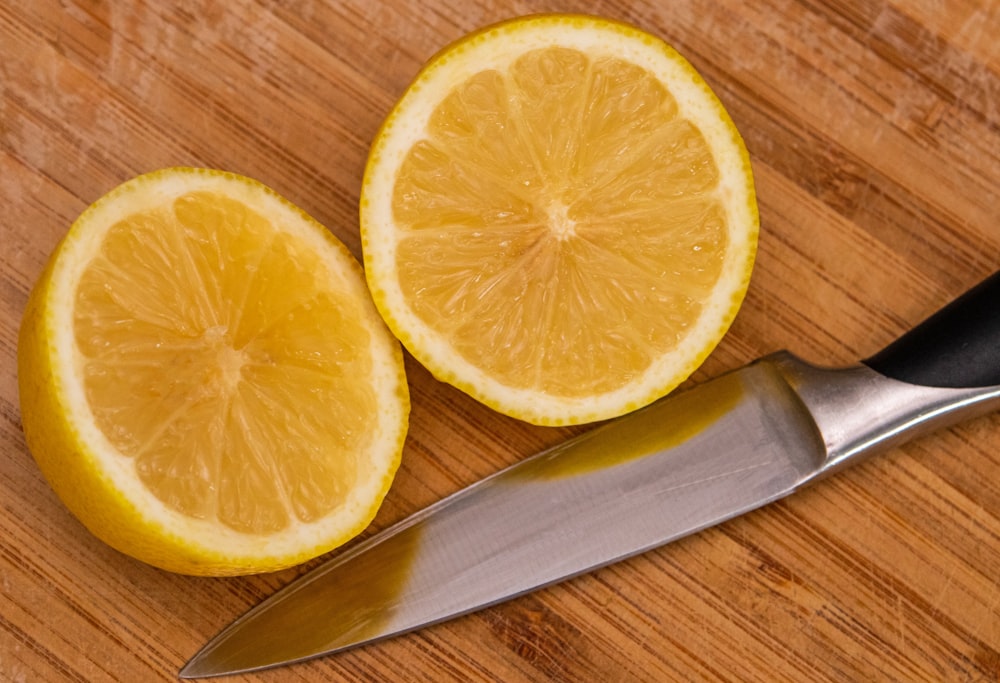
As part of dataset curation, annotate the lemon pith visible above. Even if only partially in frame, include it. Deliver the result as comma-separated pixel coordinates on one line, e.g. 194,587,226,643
361,15,758,426
18,168,410,576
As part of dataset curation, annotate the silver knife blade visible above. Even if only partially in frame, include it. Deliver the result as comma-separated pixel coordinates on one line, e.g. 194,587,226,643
180,347,1000,679
180,354,1000,678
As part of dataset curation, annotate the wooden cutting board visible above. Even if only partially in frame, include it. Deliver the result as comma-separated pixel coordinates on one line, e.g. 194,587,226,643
2,2,998,681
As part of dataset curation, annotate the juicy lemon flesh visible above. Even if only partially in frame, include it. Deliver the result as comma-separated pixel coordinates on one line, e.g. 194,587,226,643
74,190,376,535
391,47,729,399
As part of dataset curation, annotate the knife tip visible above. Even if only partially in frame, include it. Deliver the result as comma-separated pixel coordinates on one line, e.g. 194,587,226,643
178,647,237,680
177,657,215,680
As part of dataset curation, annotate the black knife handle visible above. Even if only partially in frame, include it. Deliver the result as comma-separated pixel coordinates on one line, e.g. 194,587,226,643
863,270,1000,388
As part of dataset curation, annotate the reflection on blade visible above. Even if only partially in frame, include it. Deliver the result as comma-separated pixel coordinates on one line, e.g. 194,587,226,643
181,360,825,678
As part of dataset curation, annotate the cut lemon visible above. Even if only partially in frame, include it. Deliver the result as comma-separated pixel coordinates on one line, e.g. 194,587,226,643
17,168,409,576
361,14,758,426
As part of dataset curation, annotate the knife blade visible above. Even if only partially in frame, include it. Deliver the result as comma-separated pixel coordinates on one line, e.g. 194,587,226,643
180,270,1000,679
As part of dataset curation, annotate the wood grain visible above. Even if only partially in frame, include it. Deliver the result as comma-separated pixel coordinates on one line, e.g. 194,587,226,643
2,1,999,681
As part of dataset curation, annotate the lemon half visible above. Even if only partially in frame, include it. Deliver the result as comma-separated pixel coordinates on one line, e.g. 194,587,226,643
361,14,758,426
18,168,409,576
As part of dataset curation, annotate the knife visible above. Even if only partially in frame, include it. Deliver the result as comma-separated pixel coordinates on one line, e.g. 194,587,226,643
181,270,1000,679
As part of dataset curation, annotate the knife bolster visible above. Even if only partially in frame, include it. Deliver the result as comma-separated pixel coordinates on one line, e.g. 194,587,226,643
767,352,1000,480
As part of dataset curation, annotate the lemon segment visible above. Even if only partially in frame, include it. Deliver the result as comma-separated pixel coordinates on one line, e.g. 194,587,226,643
361,15,758,425
18,168,410,576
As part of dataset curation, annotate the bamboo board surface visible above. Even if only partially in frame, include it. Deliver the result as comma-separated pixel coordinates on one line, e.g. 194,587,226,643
2,1,999,681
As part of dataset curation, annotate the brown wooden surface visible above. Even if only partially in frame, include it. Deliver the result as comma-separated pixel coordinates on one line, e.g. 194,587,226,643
2,1,999,681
